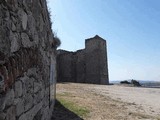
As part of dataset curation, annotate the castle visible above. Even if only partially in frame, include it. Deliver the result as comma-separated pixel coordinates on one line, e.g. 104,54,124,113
0,1,109,119
57,35,109,85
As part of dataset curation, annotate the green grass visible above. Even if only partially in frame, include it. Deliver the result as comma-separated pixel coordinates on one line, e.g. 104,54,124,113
57,97,89,117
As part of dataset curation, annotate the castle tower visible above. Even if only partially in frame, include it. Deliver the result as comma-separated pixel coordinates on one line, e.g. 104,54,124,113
85,35,109,84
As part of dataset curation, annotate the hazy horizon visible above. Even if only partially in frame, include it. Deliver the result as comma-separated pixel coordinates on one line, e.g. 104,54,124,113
48,0,160,81
110,79,160,82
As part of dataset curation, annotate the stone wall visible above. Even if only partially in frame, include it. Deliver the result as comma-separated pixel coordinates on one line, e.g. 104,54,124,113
57,50,76,82
76,50,85,83
57,35,109,85
0,0,57,120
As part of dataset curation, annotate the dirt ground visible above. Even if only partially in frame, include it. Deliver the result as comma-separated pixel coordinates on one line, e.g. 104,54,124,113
52,83,160,120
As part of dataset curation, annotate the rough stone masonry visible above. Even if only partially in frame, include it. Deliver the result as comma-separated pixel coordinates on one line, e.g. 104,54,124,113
0,0,57,120
57,35,109,85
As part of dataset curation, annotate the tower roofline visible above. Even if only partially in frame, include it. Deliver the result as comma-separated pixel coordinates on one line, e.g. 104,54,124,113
85,35,106,42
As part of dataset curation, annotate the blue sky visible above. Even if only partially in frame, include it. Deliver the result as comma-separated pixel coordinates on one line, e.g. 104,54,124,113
48,0,160,81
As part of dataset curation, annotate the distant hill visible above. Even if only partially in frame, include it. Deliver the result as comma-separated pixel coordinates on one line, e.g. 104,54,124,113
110,80,160,88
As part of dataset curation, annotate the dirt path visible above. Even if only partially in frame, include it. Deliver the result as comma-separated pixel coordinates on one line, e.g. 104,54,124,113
52,83,160,120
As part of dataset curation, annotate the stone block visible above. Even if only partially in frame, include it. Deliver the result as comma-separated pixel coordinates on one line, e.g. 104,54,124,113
6,106,16,120
18,9,28,30
10,32,20,53
34,89,44,104
11,22,16,31
5,88,15,107
34,82,42,93
18,101,43,120
14,98,24,117
21,33,33,48
34,93,40,105
14,81,23,98
21,76,34,95
24,94,33,112
26,68,37,79
27,15,36,38
43,94,49,107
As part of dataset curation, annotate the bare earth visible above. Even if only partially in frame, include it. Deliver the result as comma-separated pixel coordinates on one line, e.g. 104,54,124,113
54,83,160,120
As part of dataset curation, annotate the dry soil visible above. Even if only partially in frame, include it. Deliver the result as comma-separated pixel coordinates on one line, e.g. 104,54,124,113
53,83,160,120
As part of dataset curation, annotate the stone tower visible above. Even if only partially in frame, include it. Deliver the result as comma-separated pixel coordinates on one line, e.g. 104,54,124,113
85,35,109,84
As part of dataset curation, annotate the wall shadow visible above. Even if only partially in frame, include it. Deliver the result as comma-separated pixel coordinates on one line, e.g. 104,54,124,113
52,100,84,120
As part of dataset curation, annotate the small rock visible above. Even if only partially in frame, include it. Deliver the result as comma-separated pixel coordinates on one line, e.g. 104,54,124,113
21,33,33,47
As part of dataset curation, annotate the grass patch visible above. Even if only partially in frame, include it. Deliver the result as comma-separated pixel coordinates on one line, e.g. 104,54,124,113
57,97,89,117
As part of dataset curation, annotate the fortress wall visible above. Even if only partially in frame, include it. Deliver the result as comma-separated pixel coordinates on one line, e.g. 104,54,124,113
57,49,86,83
75,50,85,83
57,51,76,82
0,0,56,120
